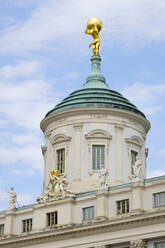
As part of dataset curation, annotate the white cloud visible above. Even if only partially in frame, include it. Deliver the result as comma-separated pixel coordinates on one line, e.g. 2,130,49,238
147,170,165,178
0,192,8,202
9,169,35,177
0,78,56,171
0,119,9,127
0,144,43,170
0,0,165,54
12,132,40,145
0,79,59,129
0,70,68,172
6,0,43,8
122,83,165,116
0,60,41,79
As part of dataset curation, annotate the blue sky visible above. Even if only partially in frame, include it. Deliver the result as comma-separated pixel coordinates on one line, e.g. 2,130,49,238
0,0,165,210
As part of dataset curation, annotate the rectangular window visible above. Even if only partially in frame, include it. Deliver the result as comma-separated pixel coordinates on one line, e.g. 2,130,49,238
92,145,105,170
57,148,65,174
155,242,165,248
153,192,165,207
0,224,4,236
47,211,58,226
22,219,32,233
117,199,129,214
83,206,94,221
131,150,138,175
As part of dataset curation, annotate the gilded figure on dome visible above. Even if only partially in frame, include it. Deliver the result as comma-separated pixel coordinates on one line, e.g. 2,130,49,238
85,17,102,56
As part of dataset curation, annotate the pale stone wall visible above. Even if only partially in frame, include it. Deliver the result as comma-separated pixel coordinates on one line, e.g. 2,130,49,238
14,211,33,235
109,190,132,217
73,197,96,223
1,178,165,238
41,108,149,193
143,182,165,210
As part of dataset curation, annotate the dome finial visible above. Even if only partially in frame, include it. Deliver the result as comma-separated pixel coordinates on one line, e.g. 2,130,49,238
85,17,102,56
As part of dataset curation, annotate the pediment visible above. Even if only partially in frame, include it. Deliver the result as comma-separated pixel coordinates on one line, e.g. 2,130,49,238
125,135,144,147
85,129,112,140
51,134,71,145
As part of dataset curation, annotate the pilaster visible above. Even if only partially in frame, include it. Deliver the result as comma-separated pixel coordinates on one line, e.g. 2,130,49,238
4,209,16,236
96,189,109,220
33,205,47,232
131,181,144,215
115,124,124,183
41,145,47,191
73,123,83,181
45,130,51,188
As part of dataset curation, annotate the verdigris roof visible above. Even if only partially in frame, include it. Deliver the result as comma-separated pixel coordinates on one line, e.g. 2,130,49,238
46,56,145,118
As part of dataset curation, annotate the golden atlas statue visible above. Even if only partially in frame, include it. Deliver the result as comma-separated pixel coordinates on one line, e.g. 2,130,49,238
85,17,103,56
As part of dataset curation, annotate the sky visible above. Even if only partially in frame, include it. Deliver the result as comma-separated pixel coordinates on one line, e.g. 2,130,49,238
0,0,165,211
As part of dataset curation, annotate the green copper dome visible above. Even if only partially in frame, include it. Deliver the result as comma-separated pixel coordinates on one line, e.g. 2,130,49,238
46,56,145,118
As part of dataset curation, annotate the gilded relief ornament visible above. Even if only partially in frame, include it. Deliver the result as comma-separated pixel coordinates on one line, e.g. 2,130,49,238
49,169,75,199
37,169,75,204
50,168,59,178
85,17,102,55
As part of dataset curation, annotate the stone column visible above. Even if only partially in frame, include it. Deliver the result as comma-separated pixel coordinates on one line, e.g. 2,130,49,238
44,130,51,188
115,124,124,183
42,145,47,191
4,209,16,236
131,181,144,215
73,123,83,181
130,239,146,248
96,189,108,220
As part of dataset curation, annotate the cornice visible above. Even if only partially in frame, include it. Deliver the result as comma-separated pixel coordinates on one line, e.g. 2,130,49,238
0,211,165,248
40,107,150,134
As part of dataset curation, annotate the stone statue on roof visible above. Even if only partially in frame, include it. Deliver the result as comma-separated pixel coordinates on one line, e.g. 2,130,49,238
132,154,144,182
9,187,17,209
99,164,109,190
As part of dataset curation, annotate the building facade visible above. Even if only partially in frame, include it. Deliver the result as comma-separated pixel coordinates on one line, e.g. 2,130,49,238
0,55,165,248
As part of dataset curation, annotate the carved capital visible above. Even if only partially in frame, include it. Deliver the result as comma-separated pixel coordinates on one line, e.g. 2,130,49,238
130,239,146,248
45,130,51,140
73,123,83,131
115,124,124,131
